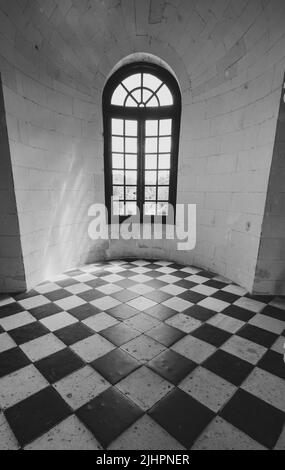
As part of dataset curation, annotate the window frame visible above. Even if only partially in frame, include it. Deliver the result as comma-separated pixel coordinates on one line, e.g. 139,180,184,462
103,62,182,224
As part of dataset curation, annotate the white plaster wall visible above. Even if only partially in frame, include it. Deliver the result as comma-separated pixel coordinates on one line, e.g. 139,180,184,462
0,0,285,292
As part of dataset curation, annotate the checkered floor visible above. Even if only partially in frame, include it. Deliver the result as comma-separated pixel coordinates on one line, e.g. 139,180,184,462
0,259,284,450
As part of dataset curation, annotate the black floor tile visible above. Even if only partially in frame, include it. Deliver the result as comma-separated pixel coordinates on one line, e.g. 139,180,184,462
147,323,185,347
77,388,143,448
100,323,140,346
220,389,285,449
5,387,71,447
54,322,94,346
148,350,197,385
149,388,214,448
77,290,105,302
177,291,206,303
144,304,176,322
223,305,256,322
237,324,278,348
0,303,24,319
91,349,140,385
108,304,138,321
262,305,285,321
204,280,228,289
203,349,254,386
143,290,172,303
9,322,49,345
175,280,197,289
184,305,216,322
55,279,80,288
211,290,240,303
44,290,73,302
28,303,63,320
68,304,100,321
144,279,166,289
35,348,84,383
110,290,139,303
258,350,285,380
0,348,31,378
191,324,231,347
13,290,39,301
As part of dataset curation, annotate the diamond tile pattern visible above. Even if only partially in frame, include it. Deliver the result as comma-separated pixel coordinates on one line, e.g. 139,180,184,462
0,259,284,450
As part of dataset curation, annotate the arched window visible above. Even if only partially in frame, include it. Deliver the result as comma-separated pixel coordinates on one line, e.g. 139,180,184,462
103,62,181,223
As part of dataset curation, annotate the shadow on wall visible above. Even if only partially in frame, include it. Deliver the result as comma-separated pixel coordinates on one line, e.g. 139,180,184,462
0,75,26,293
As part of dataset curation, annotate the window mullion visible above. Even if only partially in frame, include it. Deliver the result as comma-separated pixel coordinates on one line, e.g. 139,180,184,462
138,118,144,222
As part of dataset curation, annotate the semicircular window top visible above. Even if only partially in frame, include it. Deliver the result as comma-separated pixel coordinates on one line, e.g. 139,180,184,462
103,62,182,223
111,72,174,108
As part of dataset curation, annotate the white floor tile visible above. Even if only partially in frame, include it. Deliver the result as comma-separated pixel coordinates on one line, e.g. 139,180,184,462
65,284,92,295
192,417,266,450
171,335,216,363
25,415,102,450
198,297,230,313
55,296,86,311
0,311,35,332
207,313,245,333
127,297,157,312
222,285,247,296
19,295,50,310
0,365,48,409
54,366,110,410
0,333,16,353
190,285,218,296
91,296,121,311
122,335,166,363
124,313,161,333
128,284,154,295
35,283,61,294
166,314,201,333
96,284,123,295
160,285,186,296
40,312,78,332
234,297,266,313
186,275,208,284
109,415,185,450
0,413,19,450
20,334,65,362
242,368,285,413
162,297,193,312
83,313,118,332
71,334,115,362
179,366,236,413
116,366,173,411
248,314,285,335
221,336,266,365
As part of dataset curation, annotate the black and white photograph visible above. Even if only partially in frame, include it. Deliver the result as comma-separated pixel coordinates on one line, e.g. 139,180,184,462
0,0,284,454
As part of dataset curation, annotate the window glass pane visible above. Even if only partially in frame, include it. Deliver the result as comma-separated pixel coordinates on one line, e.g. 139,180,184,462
125,138,137,153
125,155,137,169
126,187,137,200
158,171,170,185
112,137,124,153
126,171,137,185
144,202,156,216
143,74,162,92
145,171,157,185
145,155,157,170
145,138,158,153
111,85,127,106
142,89,152,103
157,84,173,106
113,170,124,185
159,137,171,153
112,119,124,135
131,89,141,103
125,202,137,215
112,154,124,169
157,202,169,216
125,120,137,136
122,74,141,92
146,120,158,136
125,95,138,107
145,186,156,201
158,186,169,201
159,154,171,169
160,119,172,136
113,186,124,200
146,95,159,107
113,201,125,216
